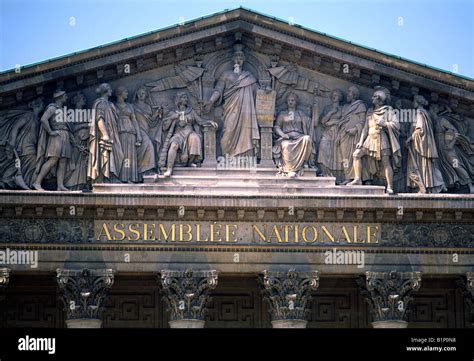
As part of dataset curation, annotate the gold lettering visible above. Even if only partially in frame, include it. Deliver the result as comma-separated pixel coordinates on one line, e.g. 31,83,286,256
158,224,176,242
143,223,156,241
128,223,140,241
252,224,267,242
97,223,112,241
322,226,336,243
269,225,284,243
179,224,193,242
225,224,238,242
302,226,317,243
113,223,126,241
341,226,353,243
367,226,379,244
196,223,209,242
210,223,222,242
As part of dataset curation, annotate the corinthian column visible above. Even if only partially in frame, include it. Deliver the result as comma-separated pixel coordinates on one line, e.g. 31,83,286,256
0,268,10,302
259,269,319,328
56,268,114,328
158,269,218,328
457,272,474,325
358,271,422,328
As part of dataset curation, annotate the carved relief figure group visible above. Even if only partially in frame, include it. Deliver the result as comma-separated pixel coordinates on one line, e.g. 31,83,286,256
0,42,472,194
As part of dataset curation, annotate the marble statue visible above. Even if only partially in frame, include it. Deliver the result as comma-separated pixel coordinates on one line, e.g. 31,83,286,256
87,83,124,183
272,91,312,177
318,89,344,181
348,87,401,194
204,43,260,158
161,91,217,177
337,86,367,184
0,97,44,189
32,90,72,191
115,86,142,183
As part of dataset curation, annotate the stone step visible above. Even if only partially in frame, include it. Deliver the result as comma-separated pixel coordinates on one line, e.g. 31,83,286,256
145,167,318,180
143,175,336,187
92,183,386,196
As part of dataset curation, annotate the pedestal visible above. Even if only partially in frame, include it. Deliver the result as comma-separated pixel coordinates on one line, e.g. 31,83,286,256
259,126,275,167
202,125,217,168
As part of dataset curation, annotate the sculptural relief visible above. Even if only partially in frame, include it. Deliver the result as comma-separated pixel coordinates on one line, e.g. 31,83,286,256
318,89,344,182
406,95,446,194
33,90,72,191
0,97,44,190
204,43,260,159
430,103,474,193
64,93,90,191
348,87,401,194
272,91,312,177
337,86,367,184
133,87,162,176
161,91,217,177
87,83,124,183
115,87,142,183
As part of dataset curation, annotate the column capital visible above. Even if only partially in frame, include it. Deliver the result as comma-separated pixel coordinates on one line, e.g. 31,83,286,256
158,269,218,322
259,269,319,323
56,268,114,321
358,271,421,325
0,268,10,289
457,272,474,324
0,268,10,302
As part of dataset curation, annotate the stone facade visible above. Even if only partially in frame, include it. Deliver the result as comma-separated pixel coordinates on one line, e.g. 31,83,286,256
0,8,473,328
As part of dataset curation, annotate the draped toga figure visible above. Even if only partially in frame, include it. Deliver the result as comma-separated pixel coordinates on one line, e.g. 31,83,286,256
337,86,367,183
430,103,474,193
406,95,446,193
204,43,260,158
161,91,217,177
272,92,312,177
0,98,44,189
88,83,124,183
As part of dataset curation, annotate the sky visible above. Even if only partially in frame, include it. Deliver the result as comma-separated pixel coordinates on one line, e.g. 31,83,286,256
0,0,473,78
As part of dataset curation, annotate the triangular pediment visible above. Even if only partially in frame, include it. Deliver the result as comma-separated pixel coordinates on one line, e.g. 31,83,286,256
0,7,473,117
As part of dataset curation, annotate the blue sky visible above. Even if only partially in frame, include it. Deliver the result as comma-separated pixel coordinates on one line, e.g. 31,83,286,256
1,0,473,78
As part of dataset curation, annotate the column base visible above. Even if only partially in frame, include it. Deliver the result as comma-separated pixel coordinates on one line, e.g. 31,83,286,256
168,319,205,328
372,320,408,328
66,319,102,328
271,319,307,328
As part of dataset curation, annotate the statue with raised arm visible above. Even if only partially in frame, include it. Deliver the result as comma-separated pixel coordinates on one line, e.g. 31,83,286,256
87,83,124,183
161,91,217,177
347,87,401,194
32,90,71,191
272,91,312,178
203,43,260,158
